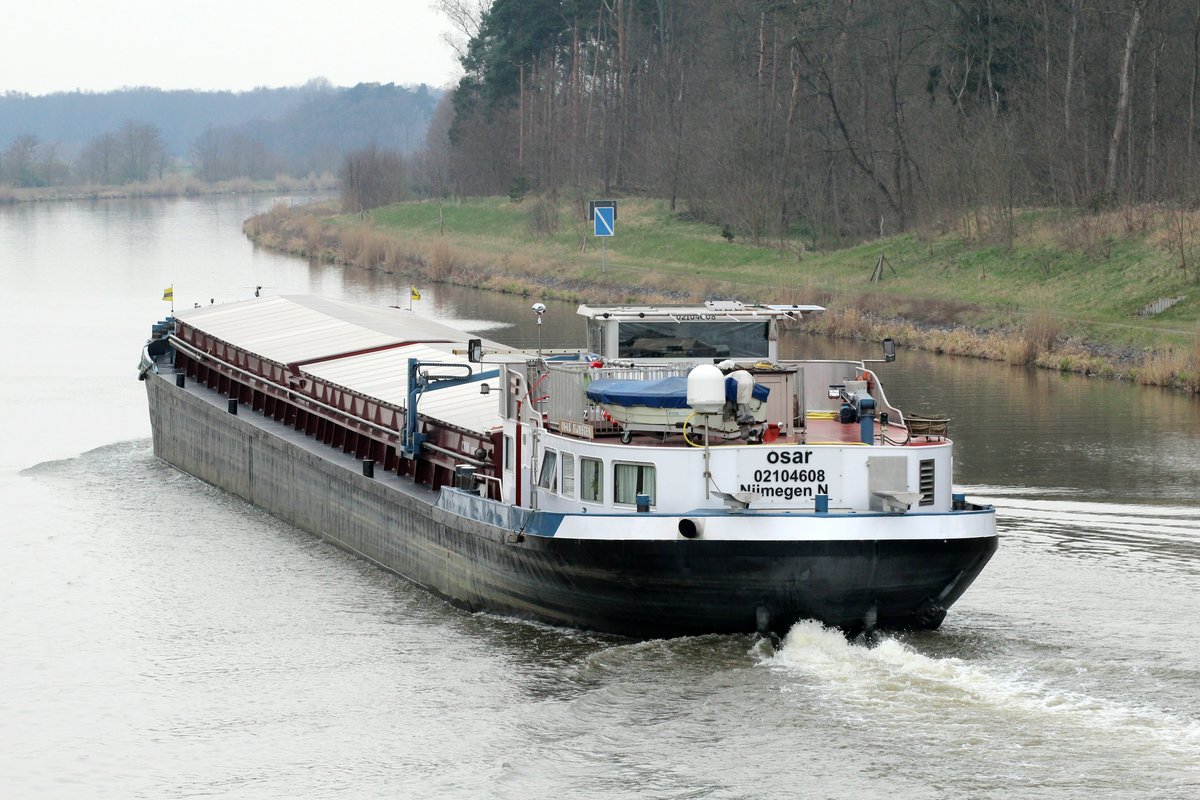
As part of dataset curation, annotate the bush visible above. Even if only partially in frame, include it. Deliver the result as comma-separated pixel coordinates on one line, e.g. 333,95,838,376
526,195,559,238
508,174,531,202
1010,308,1061,365
429,241,457,280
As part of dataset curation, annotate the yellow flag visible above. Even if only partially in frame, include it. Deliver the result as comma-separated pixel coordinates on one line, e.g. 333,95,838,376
162,286,173,301
410,287,421,301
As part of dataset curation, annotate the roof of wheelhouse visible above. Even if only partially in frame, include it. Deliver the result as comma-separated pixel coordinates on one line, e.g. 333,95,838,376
576,300,825,321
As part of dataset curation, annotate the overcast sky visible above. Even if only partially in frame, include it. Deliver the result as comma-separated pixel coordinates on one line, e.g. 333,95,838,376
3,0,463,96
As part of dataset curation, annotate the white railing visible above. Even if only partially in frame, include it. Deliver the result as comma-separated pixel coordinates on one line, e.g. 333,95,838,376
540,361,692,435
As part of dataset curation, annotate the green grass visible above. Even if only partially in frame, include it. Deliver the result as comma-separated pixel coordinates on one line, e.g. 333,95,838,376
323,196,1199,357
367,197,804,272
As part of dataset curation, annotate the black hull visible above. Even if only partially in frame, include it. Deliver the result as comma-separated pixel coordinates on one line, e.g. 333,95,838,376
146,372,996,638
424,526,997,638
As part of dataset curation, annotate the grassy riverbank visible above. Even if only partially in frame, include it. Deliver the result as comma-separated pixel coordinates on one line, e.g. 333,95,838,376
243,196,1200,393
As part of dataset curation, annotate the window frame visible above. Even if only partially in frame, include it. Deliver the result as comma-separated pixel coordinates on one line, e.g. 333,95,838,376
612,461,656,507
580,456,603,503
561,452,575,498
537,449,558,492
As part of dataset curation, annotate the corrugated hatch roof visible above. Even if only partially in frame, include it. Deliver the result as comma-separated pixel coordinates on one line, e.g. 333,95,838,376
176,295,510,434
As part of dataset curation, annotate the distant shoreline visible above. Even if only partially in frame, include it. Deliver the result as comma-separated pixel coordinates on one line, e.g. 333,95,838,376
0,173,338,204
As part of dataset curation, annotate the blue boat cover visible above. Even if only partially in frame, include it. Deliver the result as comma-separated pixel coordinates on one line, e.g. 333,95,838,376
585,376,768,409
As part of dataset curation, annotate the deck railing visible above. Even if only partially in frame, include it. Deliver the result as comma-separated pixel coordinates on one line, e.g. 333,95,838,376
538,361,691,436
533,358,908,439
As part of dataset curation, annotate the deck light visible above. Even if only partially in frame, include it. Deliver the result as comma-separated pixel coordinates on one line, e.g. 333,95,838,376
532,303,546,355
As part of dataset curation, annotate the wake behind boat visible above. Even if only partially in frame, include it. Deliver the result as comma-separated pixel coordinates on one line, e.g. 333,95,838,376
139,295,996,637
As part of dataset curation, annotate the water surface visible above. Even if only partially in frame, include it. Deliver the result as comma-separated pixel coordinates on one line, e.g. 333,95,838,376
1,196,1196,798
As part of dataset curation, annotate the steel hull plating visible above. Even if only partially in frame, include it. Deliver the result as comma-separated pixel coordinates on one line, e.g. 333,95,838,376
448,534,997,637
146,371,996,637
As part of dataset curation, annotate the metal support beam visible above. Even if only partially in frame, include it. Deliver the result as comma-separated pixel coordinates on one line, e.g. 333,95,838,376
402,358,497,460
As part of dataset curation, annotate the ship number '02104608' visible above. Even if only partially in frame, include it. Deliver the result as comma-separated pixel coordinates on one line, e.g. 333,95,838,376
736,448,836,502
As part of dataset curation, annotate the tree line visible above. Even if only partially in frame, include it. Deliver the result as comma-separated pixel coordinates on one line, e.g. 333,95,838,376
0,82,440,188
1,120,167,187
428,0,1200,244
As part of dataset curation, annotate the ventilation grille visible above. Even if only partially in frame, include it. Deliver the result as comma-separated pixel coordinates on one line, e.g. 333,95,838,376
919,459,935,506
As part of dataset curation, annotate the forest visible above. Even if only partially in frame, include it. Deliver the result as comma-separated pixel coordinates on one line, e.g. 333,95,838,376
0,82,439,188
433,0,1200,243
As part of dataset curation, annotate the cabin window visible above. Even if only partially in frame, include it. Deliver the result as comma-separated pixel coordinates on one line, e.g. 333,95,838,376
504,435,514,470
561,453,575,497
580,457,603,502
613,462,656,506
538,449,558,491
617,320,768,360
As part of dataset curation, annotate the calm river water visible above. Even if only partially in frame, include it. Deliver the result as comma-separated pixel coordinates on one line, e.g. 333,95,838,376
1,196,1197,799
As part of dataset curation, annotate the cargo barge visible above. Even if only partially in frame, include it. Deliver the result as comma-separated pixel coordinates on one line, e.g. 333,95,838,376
139,295,996,638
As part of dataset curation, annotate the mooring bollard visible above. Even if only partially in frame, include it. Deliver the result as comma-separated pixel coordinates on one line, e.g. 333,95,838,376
227,398,237,415
175,372,185,388
363,459,375,478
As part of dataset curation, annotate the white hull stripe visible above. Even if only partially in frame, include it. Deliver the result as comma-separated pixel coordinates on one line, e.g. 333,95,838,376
542,508,997,541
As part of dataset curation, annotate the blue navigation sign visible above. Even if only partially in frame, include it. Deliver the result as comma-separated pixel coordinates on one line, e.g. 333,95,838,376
594,205,615,237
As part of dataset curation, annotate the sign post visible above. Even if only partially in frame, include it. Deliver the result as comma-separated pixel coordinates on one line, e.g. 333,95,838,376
589,200,616,273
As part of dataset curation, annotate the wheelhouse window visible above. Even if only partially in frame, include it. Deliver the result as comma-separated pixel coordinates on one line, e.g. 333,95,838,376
613,462,656,506
538,449,558,491
617,320,768,360
580,457,603,503
587,319,606,357
561,453,575,498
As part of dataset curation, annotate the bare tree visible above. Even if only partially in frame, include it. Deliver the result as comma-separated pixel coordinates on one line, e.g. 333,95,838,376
412,92,456,198
339,144,408,213
2,134,41,186
438,0,490,60
77,133,120,184
117,120,168,183
1105,0,1147,197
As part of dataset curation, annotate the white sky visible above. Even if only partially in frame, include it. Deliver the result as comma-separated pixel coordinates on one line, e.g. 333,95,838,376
2,0,463,96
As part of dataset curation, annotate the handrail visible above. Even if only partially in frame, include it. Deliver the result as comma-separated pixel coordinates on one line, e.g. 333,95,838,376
421,441,489,467
169,334,385,434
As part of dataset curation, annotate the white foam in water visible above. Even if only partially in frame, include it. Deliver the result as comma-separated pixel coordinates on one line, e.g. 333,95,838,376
767,620,1200,759
444,318,512,332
